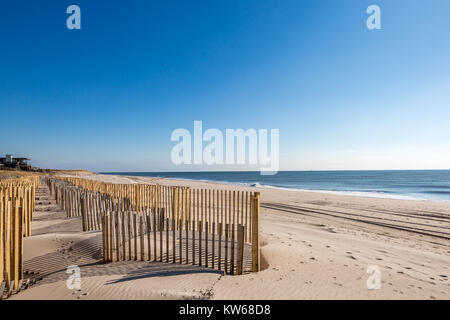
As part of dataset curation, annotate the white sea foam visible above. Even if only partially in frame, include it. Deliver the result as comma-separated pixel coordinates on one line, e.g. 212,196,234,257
218,182,430,201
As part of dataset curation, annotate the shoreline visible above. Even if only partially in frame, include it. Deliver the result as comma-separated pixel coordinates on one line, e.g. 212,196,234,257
98,172,449,204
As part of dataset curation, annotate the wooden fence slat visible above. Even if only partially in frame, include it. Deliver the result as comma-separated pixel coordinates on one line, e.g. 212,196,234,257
128,211,132,260
160,209,164,262
133,213,137,261
122,211,126,261
185,220,189,265
192,218,195,265
179,219,182,264
225,223,229,274
172,218,176,263
115,211,120,261
16,204,23,289
236,225,245,275
205,221,209,268
231,223,235,275
101,214,107,263
0,189,4,283
162,217,167,263
140,215,145,261
212,222,215,269
198,221,202,266
208,190,211,233
251,192,261,272
153,209,157,261
108,213,113,262
146,211,151,261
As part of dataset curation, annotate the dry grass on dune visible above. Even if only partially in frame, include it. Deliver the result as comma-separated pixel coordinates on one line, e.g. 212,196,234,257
45,169,92,175
0,169,91,180
0,170,39,179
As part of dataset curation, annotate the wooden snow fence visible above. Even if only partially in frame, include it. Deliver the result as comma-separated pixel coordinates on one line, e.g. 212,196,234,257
0,176,38,298
48,177,261,275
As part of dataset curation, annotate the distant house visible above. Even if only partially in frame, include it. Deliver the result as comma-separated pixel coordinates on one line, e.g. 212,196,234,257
0,155,32,170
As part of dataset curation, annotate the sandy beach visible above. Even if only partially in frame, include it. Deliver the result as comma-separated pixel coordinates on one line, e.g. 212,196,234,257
10,172,450,300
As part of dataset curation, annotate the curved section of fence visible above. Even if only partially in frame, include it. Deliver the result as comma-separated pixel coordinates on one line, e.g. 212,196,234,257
47,176,261,275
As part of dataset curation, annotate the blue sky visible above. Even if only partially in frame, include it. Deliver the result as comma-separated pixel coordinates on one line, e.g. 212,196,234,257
1,0,449,171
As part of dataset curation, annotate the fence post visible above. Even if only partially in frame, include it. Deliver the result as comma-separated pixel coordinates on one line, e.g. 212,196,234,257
160,209,164,262
185,219,189,265
218,222,222,271
128,212,132,260
146,212,151,261
133,213,137,261
153,210,157,261
231,223,235,275
225,223,229,274
205,221,209,268
115,212,120,261
135,185,140,213
198,221,202,266
251,192,260,272
166,218,169,263
179,219,182,264
236,225,245,275
172,188,179,229
122,212,126,260
140,215,145,261
81,195,87,231
0,189,4,283
101,214,107,263
211,221,214,269
192,219,195,265
15,203,23,289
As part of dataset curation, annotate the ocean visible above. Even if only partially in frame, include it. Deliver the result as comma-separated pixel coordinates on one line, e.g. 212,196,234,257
101,170,450,202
